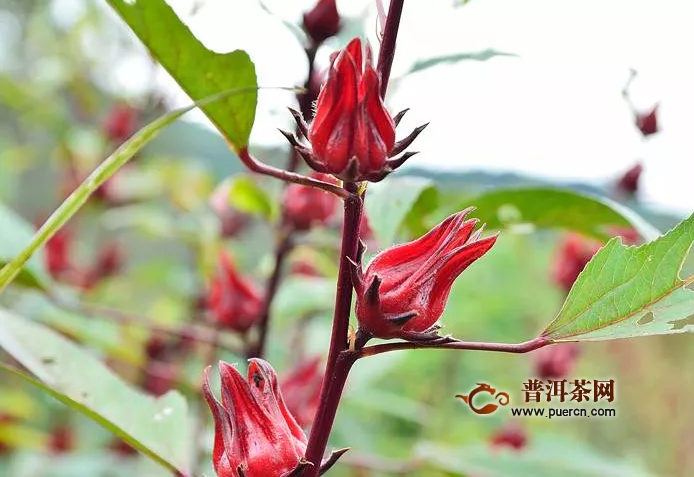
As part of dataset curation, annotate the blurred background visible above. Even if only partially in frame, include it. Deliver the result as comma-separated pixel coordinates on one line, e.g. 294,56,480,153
0,0,693,476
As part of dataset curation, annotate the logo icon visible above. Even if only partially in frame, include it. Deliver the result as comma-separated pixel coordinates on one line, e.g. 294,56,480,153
456,383,510,415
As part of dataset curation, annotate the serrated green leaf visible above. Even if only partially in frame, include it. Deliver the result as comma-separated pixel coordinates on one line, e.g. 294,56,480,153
225,175,276,221
366,177,436,247
543,213,694,341
0,308,191,475
0,203,51,290
107,0,257,149
409,49,516,74
469,187,659,242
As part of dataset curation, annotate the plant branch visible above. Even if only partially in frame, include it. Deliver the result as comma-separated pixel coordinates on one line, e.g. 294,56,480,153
377,0,405,99
246,231,294,358
354,335,551,359
238,148,349,198
303,183,363,476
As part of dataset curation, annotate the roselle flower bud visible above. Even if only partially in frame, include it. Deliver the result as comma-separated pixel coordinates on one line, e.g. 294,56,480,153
615,162,643,196
49,425,74,454
532,343,580,380
283,38,427,182
209,182,251,238
283,173,339,231
552,234,601,293
44,227,72,278
203,359,308,477
352,209,497,341
103,103,138,144
635,105,658,137
208,252,263,333
280,357,323,428
490,423,527,451
303,0,341,45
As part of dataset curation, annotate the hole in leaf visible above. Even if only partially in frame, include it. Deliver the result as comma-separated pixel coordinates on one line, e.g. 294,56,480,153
41,357,56,364
636,312,654,326
669,314,694,331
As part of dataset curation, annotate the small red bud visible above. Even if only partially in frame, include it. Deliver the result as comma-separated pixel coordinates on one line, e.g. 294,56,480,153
103,103,138,144
209,183,251,238
208,252,264,333
302,0,341,45
552,234,601,293
615,163,643,196
280,357,324,428
203,359,307,477
110,438,138,457
49,425,74,454
532,343,581,380
143,362,177,397
353,209,497,341
44,227,73,278
490,424,527,451
635,105,658,137
283,173,339,231
291,259,322,277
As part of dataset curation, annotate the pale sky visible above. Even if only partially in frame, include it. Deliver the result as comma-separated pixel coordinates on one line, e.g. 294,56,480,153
113,0,694,215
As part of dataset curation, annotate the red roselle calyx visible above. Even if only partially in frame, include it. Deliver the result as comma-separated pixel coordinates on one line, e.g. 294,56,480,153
490,423,528,451
103,103,138,144
303,0,341,45
552,233,601,294
352,209,497,341
203,359,308,477
283,173,339,231
635,105,658,137
208,252,263,333
615,162,643,196
283,38,428,182
532,343,581,380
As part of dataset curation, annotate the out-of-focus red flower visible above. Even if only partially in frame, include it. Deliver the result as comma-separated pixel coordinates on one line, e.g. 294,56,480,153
203,359,307,477
280,357,323,428
49,425,74,454
283,173,339,231
532,343,581,380
208,252,263,333
143,362,177,397
285,38,426,182
352,209,497,341
291,259,322,277
110,438,138,457
615,163,643,196
209,183,251,238
303,0,341,45
103,103,138,144
552,234,601,293
490,424,527,451
45,227,73,278
635,105,658,137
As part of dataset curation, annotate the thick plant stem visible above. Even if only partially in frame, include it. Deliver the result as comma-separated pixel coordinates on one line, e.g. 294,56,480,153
303,184,362,476
247,232,293,358
377,0,405,99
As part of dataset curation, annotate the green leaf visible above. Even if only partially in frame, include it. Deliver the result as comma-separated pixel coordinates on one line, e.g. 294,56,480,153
0,203,51,290
418,435,655,477
366,177,436,247
107,0,257,150
409,49,516,74
0,90,251,293
0,307,191,475
225,175,276,221
543,213,694,341
468,187,660,242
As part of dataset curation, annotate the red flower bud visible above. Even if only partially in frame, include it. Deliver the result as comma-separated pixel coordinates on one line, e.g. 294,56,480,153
203,359,307,477
44,227,72,278
615,162,643,196
283,173,339,231
532,343,580,380
143,362,177,397
303,0,341,45
209,183,251,238
280,357,324,428
103,103,138,144
352,209,497,341
49,425,74,454
284,38,427,182
635,105,658,137
552,234,601,293
291,259,322,277
490,423,527,451
208,252,263,333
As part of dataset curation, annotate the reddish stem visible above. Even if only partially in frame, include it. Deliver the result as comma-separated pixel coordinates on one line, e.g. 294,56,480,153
355,335,551,359
302,184,362,476
237,148,349,198
377,0,405,99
